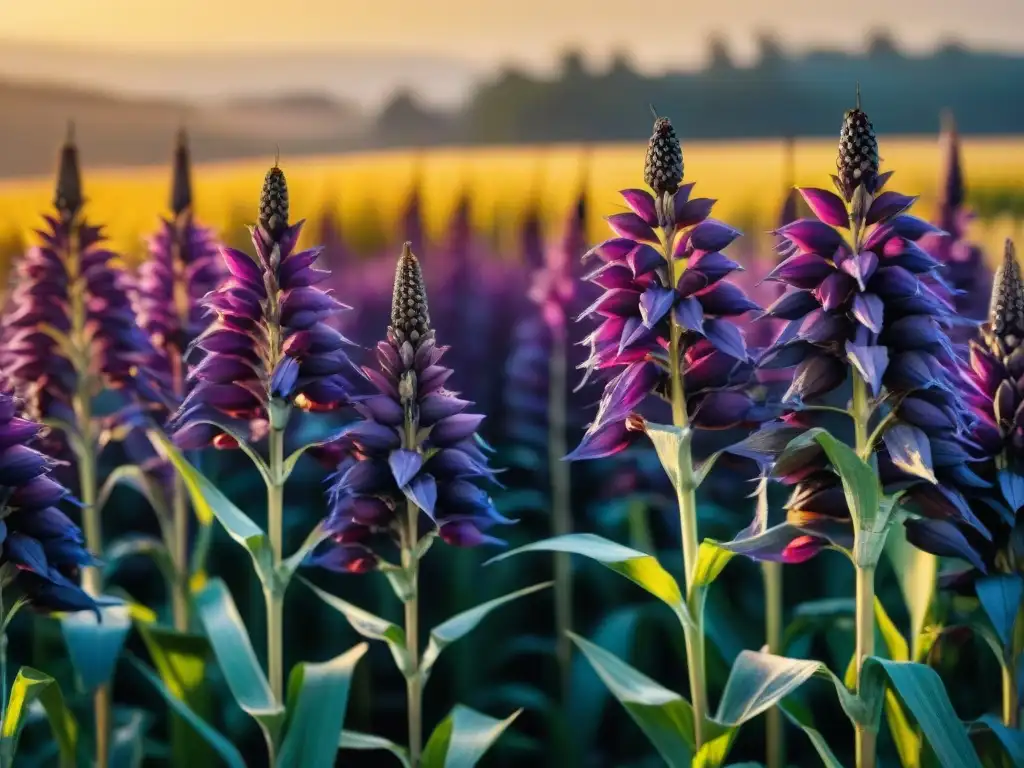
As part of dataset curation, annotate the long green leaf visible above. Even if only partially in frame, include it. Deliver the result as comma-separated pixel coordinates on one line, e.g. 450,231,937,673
171,418,272,485
420,582,551,679
864,657,983,768
59,603,132,692
569,632,693,766
885,520,937,661
278,523,330,590
277,643,368,768
339,731,411,767
0,667,77,766
777,701,844,768
976,574,1024,649
421,705,522,768
96,464,171,520
300,577,410,674
103,536,175,584
642,423,695,494
487,534,689,626
969,714,1024,767
109,710,150,768
799,430,879,534
128,655,246,768
282,424,357,481
692,541,734,592
149,428,273,586
194,579,285,743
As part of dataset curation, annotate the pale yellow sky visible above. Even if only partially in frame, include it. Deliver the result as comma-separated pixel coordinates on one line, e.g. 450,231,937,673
3,0,1023,66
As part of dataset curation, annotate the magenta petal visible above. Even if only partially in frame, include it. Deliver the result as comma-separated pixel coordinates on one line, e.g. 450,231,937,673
219,247,265,290
852,293,884,333
627,244,664,276
815,272,856,312
619,189,658,226
776,220,844,255
592,361,659,427
585,238,637,264
766,253,834,290
639,286,676,328
674,197,715,228
606,213,657,243
798,188,850,229
566,420,635,461
845,342,889,397
867,191,917,225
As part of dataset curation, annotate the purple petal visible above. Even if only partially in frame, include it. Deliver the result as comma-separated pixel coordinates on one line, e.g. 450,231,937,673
592,361,659,426
606,213,656,243
689,251,741,285
840,251,879,292
852,293,884,334
674,197,715,228
419,394,471,424
348,421,401,450
883,423,936,483
798,188,850,228
566,420,635,461
619,189,658,226
696,282,759,317
845,343,889,397
815,272,856,312
584,238,636,264
702,318,747,361
389,449,423,487
220,247,265,290
888,215,942,241
361,395,404,426
690,390,754,429
627,244,664,276
404,474,438,517
688,219,741,252
432,413,485,444
766,253,835,290
761,290,818,321
270,356,300,399
867,191,917,225
776,220,844,255
673,297,704,333
904,519,985,573
783,354,847,403
639,286,676,328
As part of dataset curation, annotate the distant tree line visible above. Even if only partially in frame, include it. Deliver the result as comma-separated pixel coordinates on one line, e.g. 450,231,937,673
369,31,1024,146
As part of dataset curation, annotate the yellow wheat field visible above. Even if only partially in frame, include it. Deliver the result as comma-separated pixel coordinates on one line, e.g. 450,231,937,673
0,137,1022,263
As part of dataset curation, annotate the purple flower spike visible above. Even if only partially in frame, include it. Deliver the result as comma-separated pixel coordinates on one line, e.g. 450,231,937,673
0,126,166,438
0,393,97,615
569,114,764,460
733,96,978,566
172,163,362,448
311,244,510,573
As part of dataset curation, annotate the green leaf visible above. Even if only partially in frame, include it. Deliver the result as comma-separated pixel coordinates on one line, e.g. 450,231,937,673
969,714,1024,767
796,429,880,535
976,574,1024,649
715,650,867,729
282,424,356,481
59,602,132,692
149,428,273,586
300,577,411,675
487,534,688,626
421,705,522,768
110,710,150,768
339,731,411,767
172,418,272,485
128,655,246,768
103,536,175,583
643,423,696,493
194,579,285,744
777,701,845,768
870,597,921,768
135,622,214,768
420,582,551,680
96,464,171,520
0,666,78,766
340,730,414,767
885,519,938,661
692,541,734,591
863,657,983,768
277,643,369,768
277,523,330,591
569,632,693,766
693,450,724,489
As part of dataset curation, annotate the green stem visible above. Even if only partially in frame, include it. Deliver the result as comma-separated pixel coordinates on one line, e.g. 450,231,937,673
267,428,285,703
403,501,423,767
548,324,573,704
663,218,708,750
855,565,877,768
0,590,7,748
1003,656,1019,729
763,560,785,768
171,474,190,632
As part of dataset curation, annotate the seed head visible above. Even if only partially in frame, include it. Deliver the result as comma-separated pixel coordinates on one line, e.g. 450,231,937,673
644,115,684,196
170,127,193,217
390,242,431,344
939,110,965,212
987,239,1024,354
54,121,83,222
836,88,879,199
259,161,289,240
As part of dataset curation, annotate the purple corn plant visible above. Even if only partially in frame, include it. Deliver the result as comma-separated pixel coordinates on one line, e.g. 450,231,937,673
129,130,223,631
918,112,991,335
726,94,978,768
168,162,363,703
307,244,528,766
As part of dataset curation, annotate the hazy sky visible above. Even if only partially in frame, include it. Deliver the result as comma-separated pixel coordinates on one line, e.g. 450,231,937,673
4,0,1024,68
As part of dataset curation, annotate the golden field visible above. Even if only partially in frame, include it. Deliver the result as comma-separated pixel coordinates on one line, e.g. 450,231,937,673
0,136,1022,263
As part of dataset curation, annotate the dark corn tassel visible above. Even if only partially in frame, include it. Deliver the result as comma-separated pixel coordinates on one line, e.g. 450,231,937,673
54,121,83,223
985,239,1024,356
643,115,684,196
390,242,431,345
259,163,289,241
170,128,193,217
836,88,879,200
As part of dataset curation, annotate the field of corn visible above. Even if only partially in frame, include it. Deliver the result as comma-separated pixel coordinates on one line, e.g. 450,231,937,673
0,104,1023,768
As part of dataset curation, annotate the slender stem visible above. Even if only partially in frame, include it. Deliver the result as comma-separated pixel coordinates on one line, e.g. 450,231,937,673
403,501,423,767
0,589,7,745
548,324,573,703
855,565,877,768
169,349,190,633
663,218,708,750
1004,656,1019,729
763,560,785,768
266,428,285,702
